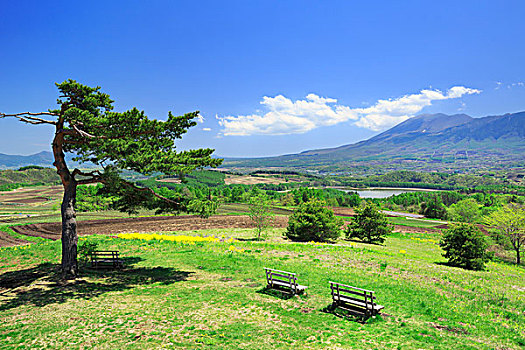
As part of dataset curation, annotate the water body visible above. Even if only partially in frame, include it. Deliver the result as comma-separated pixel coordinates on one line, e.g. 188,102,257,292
336,188,430,199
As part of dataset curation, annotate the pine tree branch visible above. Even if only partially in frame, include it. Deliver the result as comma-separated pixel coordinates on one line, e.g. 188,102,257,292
72,124,97,138
72,169,104,185
0,112,58,125
76,176,103,185
72,169,102,178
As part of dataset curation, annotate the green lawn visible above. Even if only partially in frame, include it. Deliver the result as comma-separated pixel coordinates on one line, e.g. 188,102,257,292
386,217,445,229
1,228,524,349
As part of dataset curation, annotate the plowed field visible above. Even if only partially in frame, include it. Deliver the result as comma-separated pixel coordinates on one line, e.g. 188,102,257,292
6,215,289,245
2,212,444,247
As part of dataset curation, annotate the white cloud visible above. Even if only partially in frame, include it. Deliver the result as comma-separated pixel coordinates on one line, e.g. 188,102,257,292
202,127,211,131
196,114,205,123
218,86,481,135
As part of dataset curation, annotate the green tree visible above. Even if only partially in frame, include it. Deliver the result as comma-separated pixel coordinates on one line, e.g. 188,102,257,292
231,186,244,202
484,204,525,265
248,195,274,240
0,80,221,277
448,198,481,223
285,199,343,242
345,202,393,244
439,223,490,270
420,194,447,219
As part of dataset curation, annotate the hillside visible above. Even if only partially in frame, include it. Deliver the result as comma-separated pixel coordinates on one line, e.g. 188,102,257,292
0,151,92,170
224,111,525,174
0,151,54,169
0,167,60,186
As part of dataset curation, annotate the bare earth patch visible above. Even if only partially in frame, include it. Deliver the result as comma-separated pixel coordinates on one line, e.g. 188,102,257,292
224,175,288,185
7,215,289,243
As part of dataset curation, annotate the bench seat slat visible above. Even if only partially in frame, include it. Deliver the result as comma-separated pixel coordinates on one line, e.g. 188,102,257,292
335,294,377,306
334,295,384,310
270,280,307,290
269,277,296,285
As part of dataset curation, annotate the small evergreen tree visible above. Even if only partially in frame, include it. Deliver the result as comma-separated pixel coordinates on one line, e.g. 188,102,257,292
345,202,393,244
439,223,490,270
285,199,343,242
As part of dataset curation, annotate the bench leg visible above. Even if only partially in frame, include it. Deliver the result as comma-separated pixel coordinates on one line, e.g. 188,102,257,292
328,302,338,312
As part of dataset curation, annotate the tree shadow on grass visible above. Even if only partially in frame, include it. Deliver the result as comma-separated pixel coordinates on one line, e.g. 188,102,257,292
434,261,484,271
236,238,263,242
0,262,193,311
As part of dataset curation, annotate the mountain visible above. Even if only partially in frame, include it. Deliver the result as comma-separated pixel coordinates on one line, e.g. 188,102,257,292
3,112,524,174
0,151,54,169
224,111,525,173
0,151,89,169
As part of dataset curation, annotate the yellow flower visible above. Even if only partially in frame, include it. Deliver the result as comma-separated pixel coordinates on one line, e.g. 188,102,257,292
399,250,406,254
117,232,227,244
228,245,244,253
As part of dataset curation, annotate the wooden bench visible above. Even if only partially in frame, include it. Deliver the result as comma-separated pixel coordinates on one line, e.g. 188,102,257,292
90,251,123,269
264,268,307,295
329,281,384,319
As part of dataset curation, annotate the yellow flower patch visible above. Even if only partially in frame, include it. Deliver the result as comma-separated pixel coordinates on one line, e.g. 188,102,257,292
117,232,236,244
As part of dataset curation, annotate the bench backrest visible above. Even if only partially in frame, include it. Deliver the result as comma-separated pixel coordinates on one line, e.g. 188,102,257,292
265,268,299,292
91,251,120,259
329,281,378,313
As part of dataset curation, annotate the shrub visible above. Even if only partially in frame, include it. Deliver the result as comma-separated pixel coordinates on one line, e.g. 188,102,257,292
420,194,447,219
78,240,98,265
448,198,481,223
285,199,343,242
439,223,490,270
345,202,393,244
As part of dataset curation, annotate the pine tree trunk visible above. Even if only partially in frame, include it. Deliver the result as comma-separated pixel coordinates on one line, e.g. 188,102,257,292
517,248,521,265
61,179,78,277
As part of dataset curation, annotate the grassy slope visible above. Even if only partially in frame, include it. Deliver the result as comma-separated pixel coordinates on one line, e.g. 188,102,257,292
0,168,60,186
1,229,524,349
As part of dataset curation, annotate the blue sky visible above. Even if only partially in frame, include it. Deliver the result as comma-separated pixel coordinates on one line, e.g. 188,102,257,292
1,0,524,157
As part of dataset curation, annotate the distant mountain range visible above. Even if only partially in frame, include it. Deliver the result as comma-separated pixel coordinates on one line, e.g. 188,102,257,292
2,111,524,174
224,111,525,173
0,151,84,170
0,151,54,169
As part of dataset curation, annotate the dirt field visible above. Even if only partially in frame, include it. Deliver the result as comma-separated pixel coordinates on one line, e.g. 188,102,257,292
6,215,290,244
0,186,62,206
2,212,445,247
224,174,288,185
330,207,355,216
0,230,31,247
156,178,182,184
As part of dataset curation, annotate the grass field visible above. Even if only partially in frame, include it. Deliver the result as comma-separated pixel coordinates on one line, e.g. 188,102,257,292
1,228,524,349
386,217,445,229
